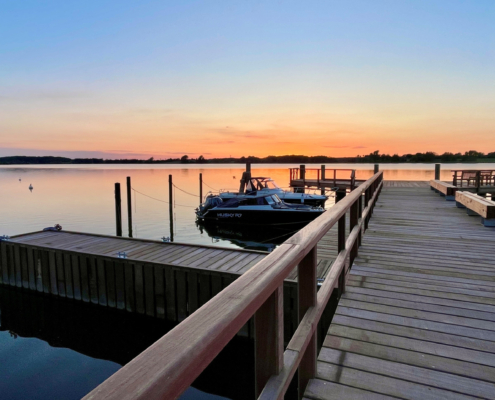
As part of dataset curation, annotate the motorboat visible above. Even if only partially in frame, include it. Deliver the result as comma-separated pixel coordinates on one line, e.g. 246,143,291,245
219,177,329,207
196,193,325,225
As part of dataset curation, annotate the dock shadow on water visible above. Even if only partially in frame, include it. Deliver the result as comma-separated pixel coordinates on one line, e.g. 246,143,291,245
0,286,254,400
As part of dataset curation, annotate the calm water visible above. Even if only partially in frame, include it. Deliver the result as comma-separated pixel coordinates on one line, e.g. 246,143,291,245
1,162,495,399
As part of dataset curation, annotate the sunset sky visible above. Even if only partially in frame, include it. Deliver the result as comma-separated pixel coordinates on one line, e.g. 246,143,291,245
1,1,494,159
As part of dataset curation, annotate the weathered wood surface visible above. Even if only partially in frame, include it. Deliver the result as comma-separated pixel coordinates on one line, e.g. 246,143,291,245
456,191,495,219
384,180,429,188
429,179,457,195
307,187,495,399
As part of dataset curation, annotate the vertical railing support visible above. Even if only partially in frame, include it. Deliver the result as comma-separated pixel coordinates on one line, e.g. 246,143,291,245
199,173,203,203
350,199,359,265
126,177,133,238
338,215,346,297
115,183,122,237
298,245,317,399
255,285,284,397
435,164,441,180
169,175,174,242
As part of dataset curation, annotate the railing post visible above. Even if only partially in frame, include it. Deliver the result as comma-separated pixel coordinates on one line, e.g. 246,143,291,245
255,285,284,397
364,187,371,231
298,246,317,399
126,177,133,238
350,199,359,266
435,164,440,180
169,175,174,242
338,214,346,297
357,192,363,246
114,183,122,237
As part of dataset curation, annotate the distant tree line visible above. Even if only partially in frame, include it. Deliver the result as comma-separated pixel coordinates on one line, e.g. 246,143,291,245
1,150,494,165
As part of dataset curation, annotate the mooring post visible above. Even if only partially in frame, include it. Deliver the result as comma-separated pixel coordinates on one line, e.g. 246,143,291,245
169,174,174,242
374,164,379,174
435,163,441,180
246,161,251,173
300,164,306,194
126,177,133,238
199,173,203,202
321,165,326,195
114,183,122,237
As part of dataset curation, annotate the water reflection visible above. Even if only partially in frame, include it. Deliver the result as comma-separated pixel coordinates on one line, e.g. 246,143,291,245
0,286,254,400
196,221,305,252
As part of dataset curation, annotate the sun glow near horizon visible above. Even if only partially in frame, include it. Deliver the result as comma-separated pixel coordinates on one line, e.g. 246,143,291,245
1,1,494,159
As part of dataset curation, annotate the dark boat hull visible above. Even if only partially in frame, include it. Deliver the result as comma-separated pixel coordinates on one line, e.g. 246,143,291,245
198,208,324,225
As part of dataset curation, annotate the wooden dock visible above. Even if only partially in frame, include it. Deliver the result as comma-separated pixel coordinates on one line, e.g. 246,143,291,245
305,186,495,399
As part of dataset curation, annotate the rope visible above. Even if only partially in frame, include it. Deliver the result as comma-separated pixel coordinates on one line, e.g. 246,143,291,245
202,180,219,191
173,183,199,197
131,187,197,208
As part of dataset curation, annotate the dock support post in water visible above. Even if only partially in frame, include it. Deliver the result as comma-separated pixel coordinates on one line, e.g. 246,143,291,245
114,183,122,237
126,177,133,238
321,165,326,195
374,164,379,174
435,163,441,180
300,165,306,194
199,173,203,202
169,175,174,242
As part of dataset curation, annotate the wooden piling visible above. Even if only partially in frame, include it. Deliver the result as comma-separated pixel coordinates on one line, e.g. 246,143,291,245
199,173,203,203
126,177,133,238
115,183,122,237
374,164,379,174
321,166,326,195
435,163,441,180
169,175,174,242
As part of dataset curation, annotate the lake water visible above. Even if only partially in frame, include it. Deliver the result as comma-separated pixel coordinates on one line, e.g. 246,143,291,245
1,162,495,399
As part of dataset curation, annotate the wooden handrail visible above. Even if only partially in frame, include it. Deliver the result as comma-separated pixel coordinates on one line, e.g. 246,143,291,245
84,172,384,400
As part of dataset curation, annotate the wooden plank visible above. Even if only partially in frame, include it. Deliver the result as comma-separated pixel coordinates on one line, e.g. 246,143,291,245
48,251,58,294
124,262,135,312
64,253,74,299
319,347,495,399
164,266,176,321
56,252,66,297
20,246,29,288
187,270,199,315
456,191,495,218
26,248,36,290
144,264,155,317
106,259,117,308
176,269,187,321
114,261,126,310
0,242,7,284
14,245,22,287
71,254,81,300
154,265,165,318
96,258,107,306
79,255,90,302
134,263,145,314
87,256,99,304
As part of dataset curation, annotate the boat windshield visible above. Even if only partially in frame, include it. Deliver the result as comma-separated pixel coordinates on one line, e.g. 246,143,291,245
264,180,280,189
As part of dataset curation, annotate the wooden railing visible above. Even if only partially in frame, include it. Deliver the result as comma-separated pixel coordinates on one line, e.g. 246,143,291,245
289,167,356,189
83,172,384,400
452,170,495,188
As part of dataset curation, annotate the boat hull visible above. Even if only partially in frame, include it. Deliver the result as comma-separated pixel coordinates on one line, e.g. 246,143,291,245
198,208,324,225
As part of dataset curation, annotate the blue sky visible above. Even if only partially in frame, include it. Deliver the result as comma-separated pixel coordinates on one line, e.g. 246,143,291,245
1,0,494,158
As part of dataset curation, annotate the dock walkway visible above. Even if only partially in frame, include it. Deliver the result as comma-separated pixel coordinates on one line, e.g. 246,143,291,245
306,187,495,399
